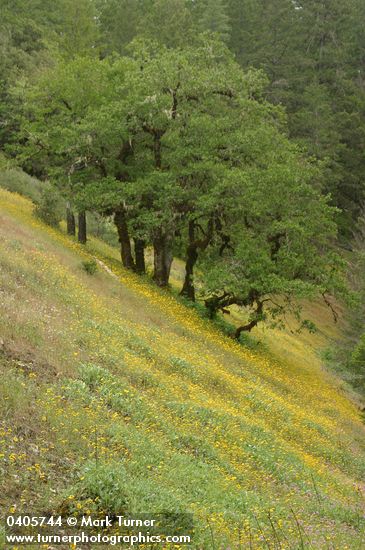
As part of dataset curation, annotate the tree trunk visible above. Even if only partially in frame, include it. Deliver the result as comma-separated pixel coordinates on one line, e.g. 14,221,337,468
234,319,259,338
180,243,198,300
114,209,135,270
66,204,76,236
181,219,215,301
234,300,263,339
205,293,238,319
153,231,172,287
78,211,87,244
134,238,146,274
205,295,220,319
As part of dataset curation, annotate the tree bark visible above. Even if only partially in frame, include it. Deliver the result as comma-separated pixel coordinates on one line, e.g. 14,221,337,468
153,231,173,287
180,221,198,301
134,238,146,274
234,299,264,339
66,203,76,236
205,292,240,319
205,295,221,319
234,319,259,338
180,243,198,300
181,219,214,301
78,211,87,244
114,209,135,271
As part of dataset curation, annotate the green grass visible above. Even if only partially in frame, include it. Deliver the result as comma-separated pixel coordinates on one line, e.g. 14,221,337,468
0,189,364,549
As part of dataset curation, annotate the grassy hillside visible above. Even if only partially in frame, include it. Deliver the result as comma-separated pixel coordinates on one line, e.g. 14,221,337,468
0,188,364,549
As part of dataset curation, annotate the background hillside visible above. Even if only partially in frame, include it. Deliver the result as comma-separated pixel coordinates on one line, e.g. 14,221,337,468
0,188,364,548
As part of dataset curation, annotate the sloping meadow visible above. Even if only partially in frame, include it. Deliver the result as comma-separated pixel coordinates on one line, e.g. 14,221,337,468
0,189,364,548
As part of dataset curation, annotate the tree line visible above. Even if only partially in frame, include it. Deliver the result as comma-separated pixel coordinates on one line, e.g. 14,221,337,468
1,0,361,335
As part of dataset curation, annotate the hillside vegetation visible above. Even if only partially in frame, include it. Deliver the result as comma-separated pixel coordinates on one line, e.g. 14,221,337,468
0,188,364,548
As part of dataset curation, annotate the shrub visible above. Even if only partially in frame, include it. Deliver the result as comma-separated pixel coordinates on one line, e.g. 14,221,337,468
351,335,365,365
0,168,45,202
33,187,63,227
81,259,98,275
76,462,129,513
79,363,108,388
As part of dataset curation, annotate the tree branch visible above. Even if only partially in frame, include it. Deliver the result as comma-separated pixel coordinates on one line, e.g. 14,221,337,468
322,291,338,323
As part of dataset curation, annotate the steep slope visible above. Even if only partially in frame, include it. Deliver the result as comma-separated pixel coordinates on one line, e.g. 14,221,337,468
0,189,364,549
